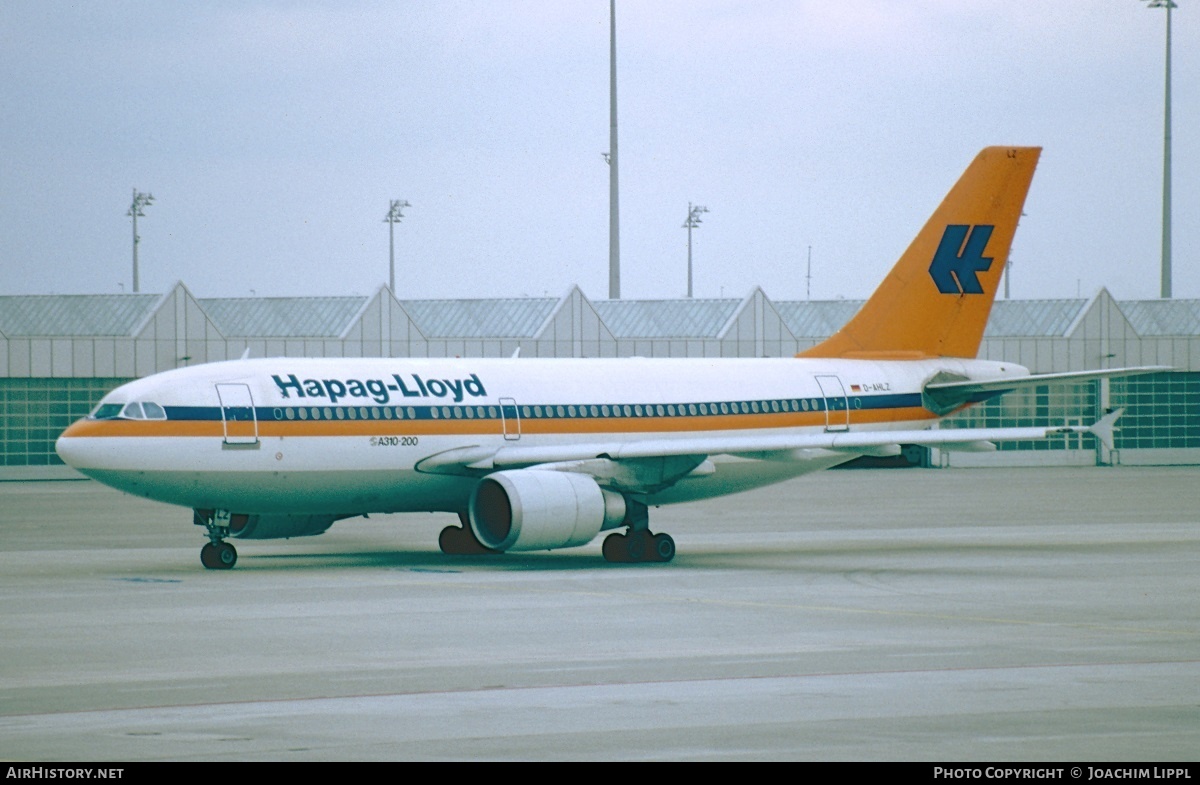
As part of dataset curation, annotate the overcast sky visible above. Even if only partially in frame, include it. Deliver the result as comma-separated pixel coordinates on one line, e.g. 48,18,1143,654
2,1,1196,303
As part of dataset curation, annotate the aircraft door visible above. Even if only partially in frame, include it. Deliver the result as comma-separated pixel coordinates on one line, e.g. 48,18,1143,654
216,383,259,445
499,397,521,441
815,375,850,432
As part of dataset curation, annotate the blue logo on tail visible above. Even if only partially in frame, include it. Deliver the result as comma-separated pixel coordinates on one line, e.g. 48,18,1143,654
928,225,994,294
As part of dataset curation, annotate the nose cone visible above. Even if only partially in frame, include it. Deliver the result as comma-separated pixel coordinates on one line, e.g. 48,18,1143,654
55,429,80,468
55,419,96,470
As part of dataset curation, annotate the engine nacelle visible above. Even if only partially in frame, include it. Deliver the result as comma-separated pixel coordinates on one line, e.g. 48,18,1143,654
468,470,626,552
194,509,339,540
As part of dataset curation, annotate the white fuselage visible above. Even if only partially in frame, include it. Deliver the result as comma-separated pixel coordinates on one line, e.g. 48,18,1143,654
56,355,1018,517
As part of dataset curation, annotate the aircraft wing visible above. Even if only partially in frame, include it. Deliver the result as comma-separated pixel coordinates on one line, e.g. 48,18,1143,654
417,409,1125,480
923,366,1170,411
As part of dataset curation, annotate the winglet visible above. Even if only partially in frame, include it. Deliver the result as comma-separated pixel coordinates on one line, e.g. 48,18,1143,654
800,146,1041,360
1088,408,1124,452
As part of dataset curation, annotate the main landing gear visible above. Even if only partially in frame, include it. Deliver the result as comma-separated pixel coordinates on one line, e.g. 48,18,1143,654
194,509,238,570
438,512,499,555
601,529,675,563
601,501,675,563
439,507,676,563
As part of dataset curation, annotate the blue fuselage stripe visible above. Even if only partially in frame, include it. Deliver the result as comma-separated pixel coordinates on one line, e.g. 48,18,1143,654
159,392,928,423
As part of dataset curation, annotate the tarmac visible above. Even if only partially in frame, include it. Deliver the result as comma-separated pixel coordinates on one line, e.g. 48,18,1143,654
1,465,1198,761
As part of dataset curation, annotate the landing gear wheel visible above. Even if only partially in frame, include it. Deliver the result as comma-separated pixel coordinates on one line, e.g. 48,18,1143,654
201,541,237,570
439,525,496,555
603,530,674,563
626,530,650,562
652,532,676,563
217,542,237,568
602,532,629,563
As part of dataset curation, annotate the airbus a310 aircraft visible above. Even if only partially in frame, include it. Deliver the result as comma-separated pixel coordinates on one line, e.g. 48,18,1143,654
57,147,1162,569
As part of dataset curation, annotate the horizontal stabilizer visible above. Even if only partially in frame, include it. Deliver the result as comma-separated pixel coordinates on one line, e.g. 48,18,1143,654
1088,408,1124,451
924,366,1171,412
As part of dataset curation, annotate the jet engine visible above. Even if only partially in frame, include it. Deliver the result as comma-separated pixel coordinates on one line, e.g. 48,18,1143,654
468,470,627,552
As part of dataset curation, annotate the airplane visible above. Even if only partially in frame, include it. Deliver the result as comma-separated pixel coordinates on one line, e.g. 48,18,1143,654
55,146,1165,570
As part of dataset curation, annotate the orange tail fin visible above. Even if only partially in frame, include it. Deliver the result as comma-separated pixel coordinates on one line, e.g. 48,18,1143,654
800,146,1041,360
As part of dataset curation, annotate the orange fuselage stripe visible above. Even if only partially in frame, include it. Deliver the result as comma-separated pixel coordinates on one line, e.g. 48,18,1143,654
61,406,935,439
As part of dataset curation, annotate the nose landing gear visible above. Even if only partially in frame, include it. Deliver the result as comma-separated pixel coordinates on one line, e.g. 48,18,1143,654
200,540,238,569
194,509,238,570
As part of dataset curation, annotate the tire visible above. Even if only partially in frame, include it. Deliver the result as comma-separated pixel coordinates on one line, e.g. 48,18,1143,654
602,532,628,563
440,525,496,555
625,531,649,563
216,542,237,569
439,525,462,554
652,533,676,563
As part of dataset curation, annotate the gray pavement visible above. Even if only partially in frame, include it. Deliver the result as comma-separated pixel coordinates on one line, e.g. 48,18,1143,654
1,466,1198,761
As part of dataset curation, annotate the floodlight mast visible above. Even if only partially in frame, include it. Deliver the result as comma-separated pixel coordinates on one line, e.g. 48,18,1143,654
806,246,812,301
384,199,411,293
1143,0,1176,298
683,203,709,298
607,0,620,299
127,189,154,294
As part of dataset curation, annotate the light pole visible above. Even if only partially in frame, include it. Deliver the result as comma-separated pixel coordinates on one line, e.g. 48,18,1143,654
384,199,411,293
1143,0,1176,298
127,189,154,293
683,203,709,298
806,246,812,301
607,0,621,299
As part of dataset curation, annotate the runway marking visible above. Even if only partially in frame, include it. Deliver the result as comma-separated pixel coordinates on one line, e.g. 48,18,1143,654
5,658,1200,721
388,574,1200,639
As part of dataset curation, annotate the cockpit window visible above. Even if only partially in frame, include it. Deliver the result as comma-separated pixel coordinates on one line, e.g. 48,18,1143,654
89,401,168,420
142,402,167,419
91,403,125,420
